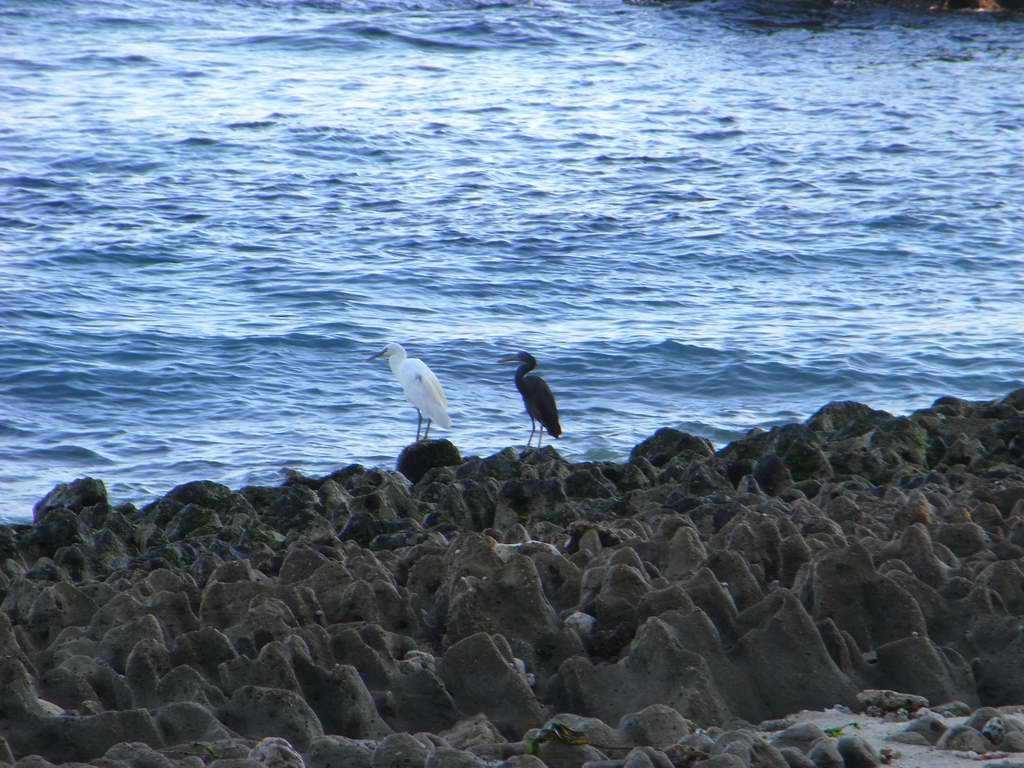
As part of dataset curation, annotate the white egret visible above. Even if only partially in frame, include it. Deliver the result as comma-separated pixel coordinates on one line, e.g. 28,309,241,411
367,342,451,441
498,351,562,447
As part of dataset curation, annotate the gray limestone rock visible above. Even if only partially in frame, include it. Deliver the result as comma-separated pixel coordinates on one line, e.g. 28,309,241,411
898,713,947,744
10,389,1024,768
8,708,163,764
24,508,87,561
806,737,843,768
157,664,227,709
630,429,715,469
165,504,223,542
936,724,992,752
529,738,608,768
126,637,171,709
33,477,107,519
894,524,949,590
873,636,977,709
770,722,827,753
706,550,764,612
617,704,693,748
855,690,929,712
438,632,546,740
423,747,486,768
974,631,1024,706
439,714,506,750
219,686,324,752
836,734,881,768
398,440,462,486
219,640,302,695
1001,731,1024,752
155,700,235,746
382,657,460,734
526,546,582,614
754,455,794,497
930,701,972,716
978,561,1024,614
965,706,1005,732
684,568,740,641
304,662,392,739
691,755,747,768
247,737,305,768
736,590,859,718
170,627,238,682
981,715,1008,745
622,747,664,768
649,522,707,581
0,654,53,719
552,616,729,727
497,757,547,768
303,735,374,768
777,746,817,768
934,522,989,557
443,550,581,678
711,729,788,768
277,546,330,585
98,741,179,768
809,543,927,652
591,561,649,629
370,732,431,768
778,535,812,589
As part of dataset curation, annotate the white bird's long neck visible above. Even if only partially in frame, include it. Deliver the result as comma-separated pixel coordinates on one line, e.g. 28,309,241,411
388,347,407,377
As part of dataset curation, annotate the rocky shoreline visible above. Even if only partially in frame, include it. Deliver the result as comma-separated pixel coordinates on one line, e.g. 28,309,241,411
3,389,1024,767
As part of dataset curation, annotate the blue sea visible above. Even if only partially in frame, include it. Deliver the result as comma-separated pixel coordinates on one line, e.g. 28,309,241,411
2,0,1022,523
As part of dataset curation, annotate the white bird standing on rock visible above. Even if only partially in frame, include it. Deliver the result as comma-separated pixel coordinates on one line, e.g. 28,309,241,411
366,342,451,441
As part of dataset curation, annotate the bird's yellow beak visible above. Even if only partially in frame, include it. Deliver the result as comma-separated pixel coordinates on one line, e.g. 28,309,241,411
366,349,387,362
497,355,518,364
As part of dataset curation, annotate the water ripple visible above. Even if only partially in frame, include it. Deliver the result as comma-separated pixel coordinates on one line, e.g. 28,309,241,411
1,0,1022,520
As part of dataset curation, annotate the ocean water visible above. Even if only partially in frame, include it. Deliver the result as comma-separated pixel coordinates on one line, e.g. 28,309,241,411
2,0,1022,523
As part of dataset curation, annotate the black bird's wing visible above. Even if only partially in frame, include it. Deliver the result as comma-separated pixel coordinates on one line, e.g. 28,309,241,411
519,374,562,438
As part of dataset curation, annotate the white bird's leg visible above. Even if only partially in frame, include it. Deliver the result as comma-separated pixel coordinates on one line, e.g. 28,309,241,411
424,418,432,440
416,410,423,441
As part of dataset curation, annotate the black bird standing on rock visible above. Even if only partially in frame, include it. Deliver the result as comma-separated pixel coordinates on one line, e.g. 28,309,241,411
498,351,562,448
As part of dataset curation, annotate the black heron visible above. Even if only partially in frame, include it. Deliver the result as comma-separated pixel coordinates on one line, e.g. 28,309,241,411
498,351,562,447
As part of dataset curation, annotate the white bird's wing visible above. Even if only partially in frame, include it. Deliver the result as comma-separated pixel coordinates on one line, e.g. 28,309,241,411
400,359,452,428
